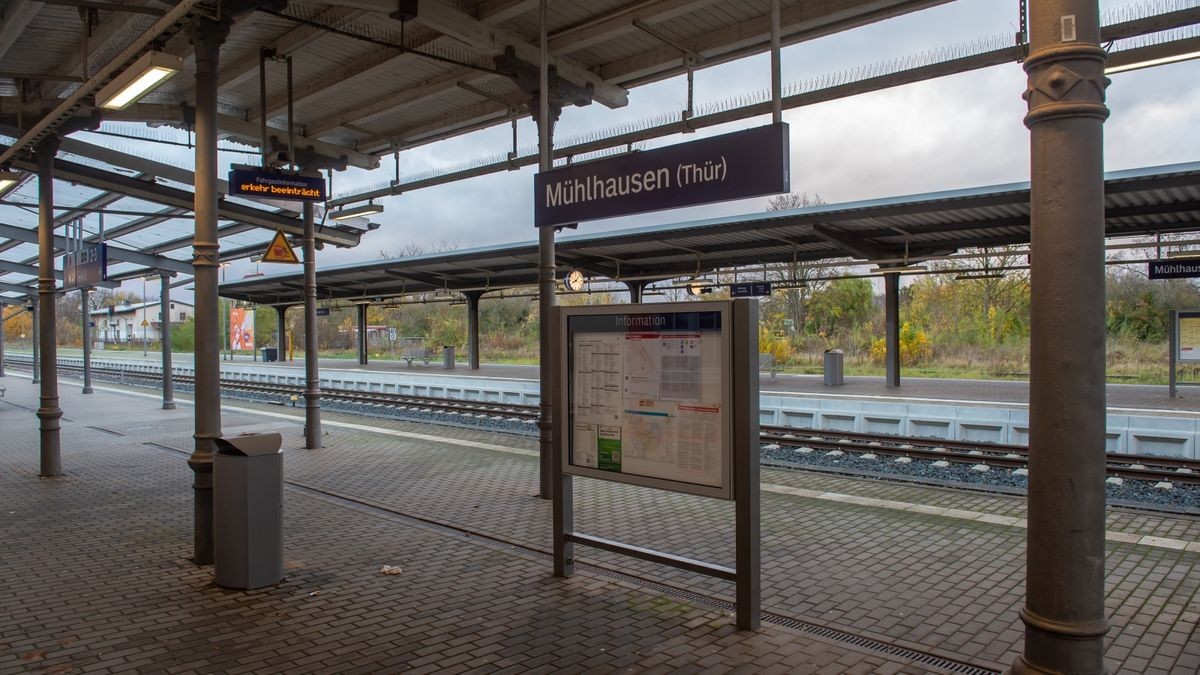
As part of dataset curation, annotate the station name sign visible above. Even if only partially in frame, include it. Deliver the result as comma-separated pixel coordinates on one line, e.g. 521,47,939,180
534,123,790,228
62,242,107,290
1149,259,1200,279
228,167,326,202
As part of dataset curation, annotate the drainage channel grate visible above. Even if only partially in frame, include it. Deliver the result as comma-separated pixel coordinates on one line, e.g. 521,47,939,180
284,480,1000,675
89,426,127,436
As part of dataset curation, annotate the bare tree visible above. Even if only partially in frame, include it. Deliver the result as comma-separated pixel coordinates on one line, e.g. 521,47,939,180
765,192,834,341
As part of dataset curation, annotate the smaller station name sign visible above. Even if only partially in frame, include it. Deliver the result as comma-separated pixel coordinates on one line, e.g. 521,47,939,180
1150,259,1200,280
229,166,326,202
535,123,789,228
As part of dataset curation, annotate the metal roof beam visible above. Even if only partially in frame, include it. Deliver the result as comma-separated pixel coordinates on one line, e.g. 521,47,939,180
147,223,259,255
599,0,951,85
305,69,488,139
0,258,63,280
0,221,194,274
0,279,37,295
2,150,363,248
0,0,43,63
549,0,719,55
101,105,380,170
407,0,628,108
0,294,30,305
217,7,364,92
809,224,894,261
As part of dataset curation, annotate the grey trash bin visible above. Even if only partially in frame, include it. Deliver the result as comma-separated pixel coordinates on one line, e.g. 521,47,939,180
214,433,283,589
442,345,455,369
823,349,844,386
260,347,278,362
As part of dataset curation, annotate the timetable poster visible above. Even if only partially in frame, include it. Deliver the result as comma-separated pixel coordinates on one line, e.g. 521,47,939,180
1180,314,1200,362
568,311,727,490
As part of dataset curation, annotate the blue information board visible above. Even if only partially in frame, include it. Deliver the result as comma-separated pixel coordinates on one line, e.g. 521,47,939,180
62,243,107,290
730,282,771,297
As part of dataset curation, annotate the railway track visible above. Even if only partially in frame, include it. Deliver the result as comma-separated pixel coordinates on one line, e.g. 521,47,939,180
6,357,1200,487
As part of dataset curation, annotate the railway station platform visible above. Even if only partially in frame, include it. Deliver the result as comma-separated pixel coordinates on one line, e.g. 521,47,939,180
2,373,1198,674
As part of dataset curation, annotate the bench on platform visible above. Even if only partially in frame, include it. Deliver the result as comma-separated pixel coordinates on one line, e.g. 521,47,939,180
401,347,433,367
759,353,779,378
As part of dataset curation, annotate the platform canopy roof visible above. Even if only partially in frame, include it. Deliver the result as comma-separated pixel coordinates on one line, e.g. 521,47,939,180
2,0,1200,308
218,160,1200,305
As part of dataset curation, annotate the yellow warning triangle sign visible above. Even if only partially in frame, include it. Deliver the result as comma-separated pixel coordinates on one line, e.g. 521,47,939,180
262,229,300,264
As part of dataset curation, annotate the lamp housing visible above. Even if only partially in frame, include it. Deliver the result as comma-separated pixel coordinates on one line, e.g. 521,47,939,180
330,201,384,221
95,50,183,110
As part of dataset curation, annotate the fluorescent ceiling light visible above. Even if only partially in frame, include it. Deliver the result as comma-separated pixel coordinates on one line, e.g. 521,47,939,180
95,50,183,110
1105,50,1200,75
1166,250,1200,259
330,201,384,221
0,169,22,196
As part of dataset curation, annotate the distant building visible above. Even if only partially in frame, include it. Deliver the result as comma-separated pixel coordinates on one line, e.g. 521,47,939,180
89,300,194,343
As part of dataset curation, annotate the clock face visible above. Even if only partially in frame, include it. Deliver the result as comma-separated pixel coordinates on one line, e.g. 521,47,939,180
565,269,585,291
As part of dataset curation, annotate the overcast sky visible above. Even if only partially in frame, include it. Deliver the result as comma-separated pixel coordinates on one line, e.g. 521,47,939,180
270,0,1199,277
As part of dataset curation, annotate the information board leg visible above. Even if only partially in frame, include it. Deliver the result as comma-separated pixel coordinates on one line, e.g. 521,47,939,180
554,473,574,578
1170,309,1177,398
733,299,760,631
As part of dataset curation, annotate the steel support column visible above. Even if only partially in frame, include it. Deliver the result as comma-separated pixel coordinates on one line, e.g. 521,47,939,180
356,303,368,366
0,308,6,378
1014,2,1110,673
81,287,93,394
276,305,288,362
884,272,900,388
161,274,175,410
303,201,321,449
536,0,557,500
466,291,482,370
625,280,644,304
36,136,62,477
187,16,229,565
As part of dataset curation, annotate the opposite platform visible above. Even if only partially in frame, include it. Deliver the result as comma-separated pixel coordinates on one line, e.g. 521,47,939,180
2,374,1198,673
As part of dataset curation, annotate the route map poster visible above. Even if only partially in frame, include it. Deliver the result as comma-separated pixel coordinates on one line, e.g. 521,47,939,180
563,306,732,498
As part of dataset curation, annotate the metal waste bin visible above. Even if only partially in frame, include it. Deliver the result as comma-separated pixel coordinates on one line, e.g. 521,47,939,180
442,345,455,369
260,347,278,362
214,433,283,589
823,348,844,386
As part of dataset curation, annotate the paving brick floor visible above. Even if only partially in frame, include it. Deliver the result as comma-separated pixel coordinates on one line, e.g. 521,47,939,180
2,375,1198,674
1,377,949,674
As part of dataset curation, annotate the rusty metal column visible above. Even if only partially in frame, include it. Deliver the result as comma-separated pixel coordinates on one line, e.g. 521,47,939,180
536,0,556,499
160,274,175,410
81,287,93,394
36,137,62,477
1014,3,1110,674
884,272,900,388
275,305,288,362
356,303,368,366
303,201,321,448
188,17,229,565
466,291,482,370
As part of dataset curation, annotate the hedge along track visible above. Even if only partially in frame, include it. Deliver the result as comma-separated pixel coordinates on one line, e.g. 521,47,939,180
7,356,1200,486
